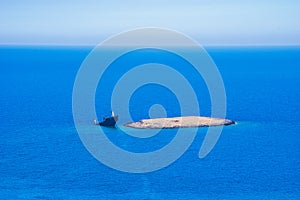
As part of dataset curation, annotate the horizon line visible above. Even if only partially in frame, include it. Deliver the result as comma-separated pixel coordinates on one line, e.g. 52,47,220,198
1,43,300,48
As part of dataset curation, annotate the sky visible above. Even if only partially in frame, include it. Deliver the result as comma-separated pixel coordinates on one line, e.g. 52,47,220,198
0,0,299,45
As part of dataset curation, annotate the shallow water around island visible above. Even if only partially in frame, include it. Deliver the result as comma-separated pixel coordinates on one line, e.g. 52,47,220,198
0,46,299,199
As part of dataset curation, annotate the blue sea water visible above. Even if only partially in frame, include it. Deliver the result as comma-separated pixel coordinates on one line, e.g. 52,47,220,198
0,45,299,199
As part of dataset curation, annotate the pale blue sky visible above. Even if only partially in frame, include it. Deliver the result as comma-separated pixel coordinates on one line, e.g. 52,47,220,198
0,0,299,45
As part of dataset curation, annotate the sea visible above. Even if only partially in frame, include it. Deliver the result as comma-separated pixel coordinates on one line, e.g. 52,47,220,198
0,45,299,199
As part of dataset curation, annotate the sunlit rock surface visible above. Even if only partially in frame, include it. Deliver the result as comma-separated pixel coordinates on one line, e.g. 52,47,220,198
124,116,236,129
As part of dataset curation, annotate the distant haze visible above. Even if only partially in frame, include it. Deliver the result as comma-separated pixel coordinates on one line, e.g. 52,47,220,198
0,0,299,45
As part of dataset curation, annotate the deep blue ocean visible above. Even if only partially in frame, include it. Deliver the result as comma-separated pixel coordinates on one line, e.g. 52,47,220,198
0,45,299,199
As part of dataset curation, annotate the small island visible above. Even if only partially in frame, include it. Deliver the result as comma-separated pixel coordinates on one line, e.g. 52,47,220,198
124,116,236,129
